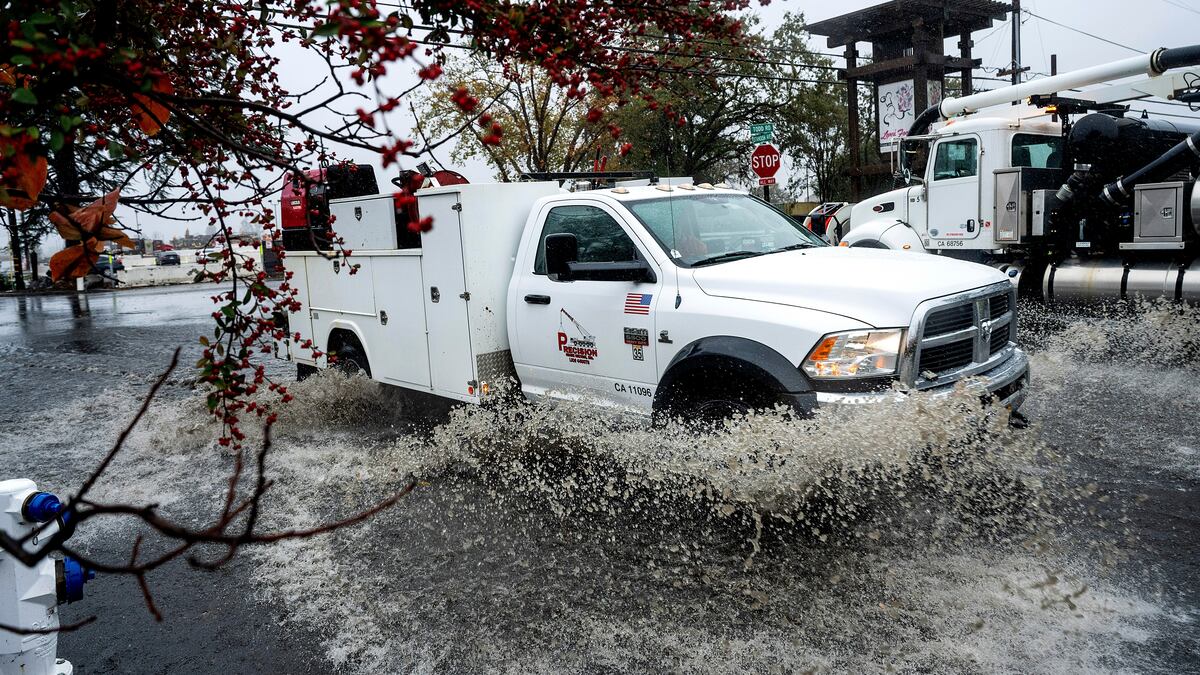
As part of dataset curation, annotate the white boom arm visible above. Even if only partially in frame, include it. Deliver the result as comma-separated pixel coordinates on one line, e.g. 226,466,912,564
940,53,1159,116
908,45,1200,135
1084,67,1200,105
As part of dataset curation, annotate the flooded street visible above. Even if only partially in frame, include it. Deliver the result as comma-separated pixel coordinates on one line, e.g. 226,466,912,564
1,285,1197,673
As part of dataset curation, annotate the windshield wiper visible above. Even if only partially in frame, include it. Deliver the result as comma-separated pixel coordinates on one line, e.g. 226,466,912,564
690,250,764,267
765,242,819,255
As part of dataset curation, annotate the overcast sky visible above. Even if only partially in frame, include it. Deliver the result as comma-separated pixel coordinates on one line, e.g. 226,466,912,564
85,0,1200,244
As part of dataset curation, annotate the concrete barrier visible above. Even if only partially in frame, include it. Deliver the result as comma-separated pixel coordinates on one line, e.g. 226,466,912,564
115,264,203,287
113,248,262,288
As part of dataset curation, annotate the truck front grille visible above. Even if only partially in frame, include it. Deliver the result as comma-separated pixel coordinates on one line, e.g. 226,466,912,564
989,327,1010,355
924,303,974,337
918,340,975,373
989,293,1010,318
913,286,1016,385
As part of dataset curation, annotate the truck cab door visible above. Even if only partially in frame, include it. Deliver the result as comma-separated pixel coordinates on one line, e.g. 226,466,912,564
926,135,983,245
511,202,662,411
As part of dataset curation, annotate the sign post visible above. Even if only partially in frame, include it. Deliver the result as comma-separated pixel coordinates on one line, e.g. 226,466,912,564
751,143,781,202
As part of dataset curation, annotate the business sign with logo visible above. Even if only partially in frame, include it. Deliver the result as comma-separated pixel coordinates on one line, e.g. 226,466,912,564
877,79,943,152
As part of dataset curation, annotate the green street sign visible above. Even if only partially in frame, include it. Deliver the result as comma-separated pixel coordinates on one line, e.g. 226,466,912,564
750,122,773,143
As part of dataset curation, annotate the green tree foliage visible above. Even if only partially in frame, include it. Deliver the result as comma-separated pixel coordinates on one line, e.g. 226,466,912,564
411,51,613,180
416,17,856,194
772,15,849,202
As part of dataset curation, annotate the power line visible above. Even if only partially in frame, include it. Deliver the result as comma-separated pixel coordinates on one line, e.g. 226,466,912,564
374,0,869,63
1021,9,1148,54
286,2,1190,100
396,17,846,74
1158,0,1200,16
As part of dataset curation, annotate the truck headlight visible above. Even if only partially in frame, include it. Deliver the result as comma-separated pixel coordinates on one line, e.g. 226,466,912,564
802,329,904,379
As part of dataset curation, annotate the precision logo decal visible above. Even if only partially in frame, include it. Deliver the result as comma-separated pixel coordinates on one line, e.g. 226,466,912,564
558,308,598,365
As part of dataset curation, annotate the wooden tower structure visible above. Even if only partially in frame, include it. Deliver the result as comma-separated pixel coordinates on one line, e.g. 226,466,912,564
807,0,1010,199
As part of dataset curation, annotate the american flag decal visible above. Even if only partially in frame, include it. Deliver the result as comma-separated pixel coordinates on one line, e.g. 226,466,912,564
624,293,652,315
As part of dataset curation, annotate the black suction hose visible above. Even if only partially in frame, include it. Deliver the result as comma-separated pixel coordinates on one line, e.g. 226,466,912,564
907,104,942,138
1101,129,1200,205
1152,45,1200,73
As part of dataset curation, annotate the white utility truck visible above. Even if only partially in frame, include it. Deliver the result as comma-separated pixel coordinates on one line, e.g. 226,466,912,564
844,45,1200,303
276,173,1029,422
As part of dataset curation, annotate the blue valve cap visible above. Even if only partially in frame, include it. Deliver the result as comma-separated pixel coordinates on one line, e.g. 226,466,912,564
60,556,93,604
24,492,63,523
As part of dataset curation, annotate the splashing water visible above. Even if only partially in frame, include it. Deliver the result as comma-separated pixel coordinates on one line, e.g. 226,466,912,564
240,370,1183,671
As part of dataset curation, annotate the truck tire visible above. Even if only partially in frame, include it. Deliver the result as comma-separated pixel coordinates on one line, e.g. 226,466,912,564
658,382,772,430
335,343,370,377
329,331,371,377
296,363,319,381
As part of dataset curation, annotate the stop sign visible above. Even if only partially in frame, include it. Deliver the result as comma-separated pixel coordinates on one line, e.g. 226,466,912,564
751,144,781,179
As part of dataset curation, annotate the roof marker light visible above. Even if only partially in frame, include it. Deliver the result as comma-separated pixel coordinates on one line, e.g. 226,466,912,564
677,184,695,190
697,183,715,190
655,185,673,192
611,187,629,194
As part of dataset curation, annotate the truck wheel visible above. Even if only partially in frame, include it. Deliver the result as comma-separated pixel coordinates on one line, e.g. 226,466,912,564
330,335,371,377
659,383,771,430
691,397,754,423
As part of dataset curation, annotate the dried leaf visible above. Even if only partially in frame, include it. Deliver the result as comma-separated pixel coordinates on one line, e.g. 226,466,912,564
49,211,85,240
132,79,173,136
78,189,120,229
51,190,132,247
0,135,49,210
49,240,104,281
97,225,135,249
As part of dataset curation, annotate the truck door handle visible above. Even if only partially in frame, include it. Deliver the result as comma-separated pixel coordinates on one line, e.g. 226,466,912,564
965,219,976,233
524,294,551,305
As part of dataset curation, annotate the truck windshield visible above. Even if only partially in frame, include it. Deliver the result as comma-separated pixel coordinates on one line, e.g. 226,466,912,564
627,193,825,267
1012,133,1064,169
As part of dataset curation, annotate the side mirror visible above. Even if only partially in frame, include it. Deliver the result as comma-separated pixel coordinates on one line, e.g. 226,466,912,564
567,259,657,283
545,233,578,279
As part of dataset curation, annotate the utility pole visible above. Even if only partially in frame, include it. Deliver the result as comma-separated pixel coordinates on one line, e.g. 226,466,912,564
997,1,1029,94
1011,0,1021,85
845,44,861,201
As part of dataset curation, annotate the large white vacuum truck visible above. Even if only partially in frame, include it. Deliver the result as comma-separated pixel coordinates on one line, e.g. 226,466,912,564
843,45,1200,303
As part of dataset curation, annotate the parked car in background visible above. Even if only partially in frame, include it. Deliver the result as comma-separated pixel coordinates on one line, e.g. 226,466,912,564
194,247,222,263
155,250,181,266
94,254,124,274
802,202,854,244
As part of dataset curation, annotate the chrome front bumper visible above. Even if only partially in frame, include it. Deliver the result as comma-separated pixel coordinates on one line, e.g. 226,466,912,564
815,347,1030,411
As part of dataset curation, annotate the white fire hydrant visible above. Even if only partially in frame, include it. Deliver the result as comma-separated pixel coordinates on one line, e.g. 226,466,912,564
1,479,91,675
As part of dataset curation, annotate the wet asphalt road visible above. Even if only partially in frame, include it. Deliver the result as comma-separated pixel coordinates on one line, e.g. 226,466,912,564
1,284,1197,673
0,286,325,674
